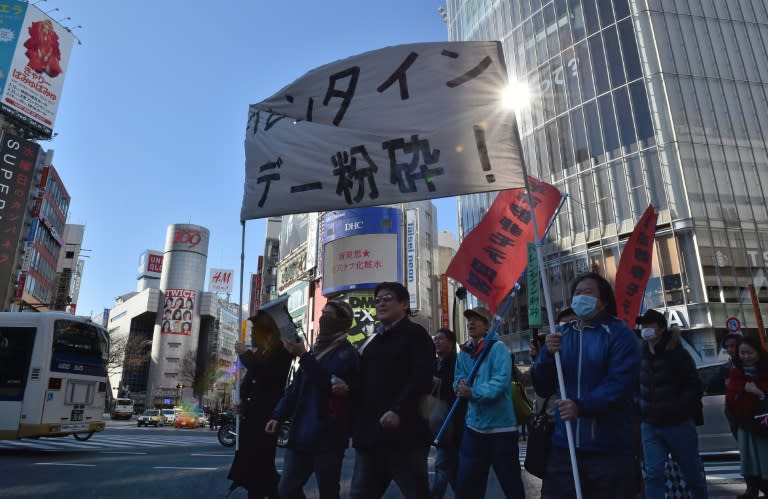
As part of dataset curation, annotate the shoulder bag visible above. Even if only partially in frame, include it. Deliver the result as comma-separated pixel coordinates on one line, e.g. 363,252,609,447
511,381,533,426
275,362,298,448
524,395,554,479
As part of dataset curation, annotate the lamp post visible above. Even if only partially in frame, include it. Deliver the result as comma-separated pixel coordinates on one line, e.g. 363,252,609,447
175,383,184,406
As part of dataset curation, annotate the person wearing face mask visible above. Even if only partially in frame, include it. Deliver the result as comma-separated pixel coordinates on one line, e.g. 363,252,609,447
726,336,768,499
636,308,707,499
264,299,360,499
532,272,641,499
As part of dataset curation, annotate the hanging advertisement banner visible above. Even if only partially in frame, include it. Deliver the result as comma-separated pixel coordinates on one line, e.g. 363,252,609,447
0,3,75,138
406,209,419,311
440,274,449,329
161,289,196,335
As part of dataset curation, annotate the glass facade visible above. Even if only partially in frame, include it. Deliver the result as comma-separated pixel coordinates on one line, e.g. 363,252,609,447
447,0,768,362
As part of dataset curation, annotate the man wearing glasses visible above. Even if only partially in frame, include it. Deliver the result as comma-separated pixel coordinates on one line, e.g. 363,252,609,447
341,281,436,498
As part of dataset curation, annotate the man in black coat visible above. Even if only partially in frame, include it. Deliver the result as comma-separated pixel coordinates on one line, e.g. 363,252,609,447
341,282,435,499
637,308,707,499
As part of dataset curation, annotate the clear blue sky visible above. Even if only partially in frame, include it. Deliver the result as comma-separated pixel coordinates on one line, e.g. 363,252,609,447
40,1,457,317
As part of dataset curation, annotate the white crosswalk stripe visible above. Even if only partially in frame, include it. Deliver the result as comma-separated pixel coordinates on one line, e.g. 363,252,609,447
519,445,742,483
0,433,218,452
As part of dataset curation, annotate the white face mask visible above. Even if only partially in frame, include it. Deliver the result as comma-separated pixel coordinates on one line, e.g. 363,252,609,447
640,328,657,341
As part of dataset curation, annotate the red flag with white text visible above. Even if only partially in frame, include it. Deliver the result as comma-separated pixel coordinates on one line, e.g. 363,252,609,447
445,177,562,313
614,205,658,329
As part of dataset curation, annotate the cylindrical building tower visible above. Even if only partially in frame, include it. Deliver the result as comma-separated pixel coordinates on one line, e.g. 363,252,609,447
147,224,210,407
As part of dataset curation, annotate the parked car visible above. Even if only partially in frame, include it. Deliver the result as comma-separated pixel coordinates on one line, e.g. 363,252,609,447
137,409,164,427
197,413,208,427
174,412,201,429
161,408,180,425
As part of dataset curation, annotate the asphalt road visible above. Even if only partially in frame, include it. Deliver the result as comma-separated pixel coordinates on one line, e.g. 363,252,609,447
0,416,748,498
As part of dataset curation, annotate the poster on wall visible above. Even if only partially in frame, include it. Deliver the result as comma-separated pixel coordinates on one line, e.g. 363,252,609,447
161,289,196,335
346,292,378,349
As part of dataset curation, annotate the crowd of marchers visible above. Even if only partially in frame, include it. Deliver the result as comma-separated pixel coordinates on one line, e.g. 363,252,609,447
221,275,767,499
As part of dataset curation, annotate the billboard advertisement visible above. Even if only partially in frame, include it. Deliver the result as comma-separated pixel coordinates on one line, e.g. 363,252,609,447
0,132,39,306
0,1,27,96
137,250,163,278
0,3,75,138
321,207,402,296
345,291,378,349
161,288,196,335
280,212,309,257
209,268,233,293
169,225,208,253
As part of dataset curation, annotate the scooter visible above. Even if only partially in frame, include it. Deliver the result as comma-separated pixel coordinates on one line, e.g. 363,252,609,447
217,411,236,447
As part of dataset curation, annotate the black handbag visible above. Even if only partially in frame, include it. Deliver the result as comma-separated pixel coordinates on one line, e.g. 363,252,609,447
276,420,292,448
524,396,554,479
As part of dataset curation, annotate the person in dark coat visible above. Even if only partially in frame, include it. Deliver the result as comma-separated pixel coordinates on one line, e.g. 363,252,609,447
532,272,641,499
342,282,435,499
265,299,361,499
227,315,293,499
430,328,464,499
637,308,707,499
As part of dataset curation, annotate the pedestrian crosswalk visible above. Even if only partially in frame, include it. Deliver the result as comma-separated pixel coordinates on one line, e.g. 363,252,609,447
517,445,742,483
0,433,220,452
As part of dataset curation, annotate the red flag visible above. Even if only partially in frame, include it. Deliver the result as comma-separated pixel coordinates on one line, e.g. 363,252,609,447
445,177,562,313
615,205,658,329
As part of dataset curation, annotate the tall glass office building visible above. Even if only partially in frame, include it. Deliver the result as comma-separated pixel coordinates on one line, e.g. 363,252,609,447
447,0,768,362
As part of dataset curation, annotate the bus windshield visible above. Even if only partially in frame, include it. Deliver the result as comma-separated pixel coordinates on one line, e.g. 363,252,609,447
51,320,109,376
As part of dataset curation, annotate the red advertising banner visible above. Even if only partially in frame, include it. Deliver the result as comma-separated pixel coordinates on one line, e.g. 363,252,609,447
440,274,449,329
445,177,562,313
147,253,163,273
615,205,658,329
249,255,264,317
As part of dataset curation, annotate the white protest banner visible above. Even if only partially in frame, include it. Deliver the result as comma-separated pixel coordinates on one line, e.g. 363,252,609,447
241,41,525,220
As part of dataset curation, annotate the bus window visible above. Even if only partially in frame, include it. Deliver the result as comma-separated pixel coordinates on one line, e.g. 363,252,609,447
51,320,109,376
0,327,36,401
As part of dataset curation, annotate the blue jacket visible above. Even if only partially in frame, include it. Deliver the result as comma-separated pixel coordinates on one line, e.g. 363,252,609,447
454,339,517,431
532,314,640,454
272,340,360,453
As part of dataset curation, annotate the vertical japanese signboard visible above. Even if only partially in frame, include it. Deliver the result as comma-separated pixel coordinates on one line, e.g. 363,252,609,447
406,209,419,311
440,274,450,329
527,243,541,327
249,255,264,316
0,132,39,306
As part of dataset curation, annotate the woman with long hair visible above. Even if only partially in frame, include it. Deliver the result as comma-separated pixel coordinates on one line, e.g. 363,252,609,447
726,335,768,499
227,316,293,499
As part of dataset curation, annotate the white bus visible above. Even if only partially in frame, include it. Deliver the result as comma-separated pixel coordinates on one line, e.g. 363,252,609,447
0,312,110,441
111,398,134,420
